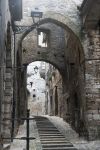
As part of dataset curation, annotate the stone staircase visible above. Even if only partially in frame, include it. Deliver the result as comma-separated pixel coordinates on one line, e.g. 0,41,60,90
34,116,77,150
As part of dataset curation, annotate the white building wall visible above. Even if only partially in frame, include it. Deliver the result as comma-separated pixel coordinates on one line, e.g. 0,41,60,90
27,62,46,115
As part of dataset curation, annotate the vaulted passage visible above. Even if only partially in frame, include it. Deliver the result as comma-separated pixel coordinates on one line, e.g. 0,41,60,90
18,15,85,137
21,18,84,73
15,10,99,141
0,0,100,149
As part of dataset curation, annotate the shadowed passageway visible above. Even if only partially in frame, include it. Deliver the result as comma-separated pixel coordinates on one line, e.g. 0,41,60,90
0,0,100,149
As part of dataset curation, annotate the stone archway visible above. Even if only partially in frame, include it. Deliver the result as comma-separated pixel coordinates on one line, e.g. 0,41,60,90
19,11,80,40
17,14,86,138
18,16,84,72
15,1,100,140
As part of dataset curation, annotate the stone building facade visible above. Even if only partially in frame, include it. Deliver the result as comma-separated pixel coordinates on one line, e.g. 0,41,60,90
17,0,100,140
0,0,100,147
80,0,100,140
0,0,22,148
27,62,46,116
45,65,63,117
0,1,14,148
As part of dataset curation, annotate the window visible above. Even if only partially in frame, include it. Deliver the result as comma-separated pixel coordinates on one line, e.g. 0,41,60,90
37,28,50,48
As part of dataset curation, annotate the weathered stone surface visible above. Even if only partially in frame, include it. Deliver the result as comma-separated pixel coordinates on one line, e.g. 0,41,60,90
0,0,100,145
17,0,83,34
22,23,66,71
20,0,100,141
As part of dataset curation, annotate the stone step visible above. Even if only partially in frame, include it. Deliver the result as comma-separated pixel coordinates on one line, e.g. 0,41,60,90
36,121,52,122
42,148,77,150
40,136,65,139
39,133,62,136
41,141,69,144
39,132,61,135
41,139,67,142
42,143,73,147
40,134,64,138
37,123,54,125
37,127,57,129
39,131,61,133
37,123,54,124
38,129,59,131
37,125,55,127
40,138,67,141
36,120,50,121
34,116,77,150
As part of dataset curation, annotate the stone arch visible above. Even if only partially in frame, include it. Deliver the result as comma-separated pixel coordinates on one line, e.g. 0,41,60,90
17,13,86,136
24,58,64,75
18,16,84,73
18,12,83,61
27,60,62,115
19,13,81,43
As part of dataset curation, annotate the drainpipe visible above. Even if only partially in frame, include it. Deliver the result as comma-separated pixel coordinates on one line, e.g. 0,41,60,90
0,9,3,150
11,29,16,142
0,70,3,150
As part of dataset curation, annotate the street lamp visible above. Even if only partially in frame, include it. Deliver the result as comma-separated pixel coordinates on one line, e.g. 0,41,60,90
31,10,43,23
14,10,43,34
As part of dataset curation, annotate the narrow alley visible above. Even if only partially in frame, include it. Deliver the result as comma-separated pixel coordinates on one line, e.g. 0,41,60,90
0,0,100,150
34,116,77,150
9,115,100,150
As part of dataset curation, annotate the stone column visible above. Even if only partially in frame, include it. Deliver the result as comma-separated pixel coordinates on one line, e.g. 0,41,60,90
2,67,13,140
0,68,3,149
84,30,100,140
20,66,27,122
0,13,3,149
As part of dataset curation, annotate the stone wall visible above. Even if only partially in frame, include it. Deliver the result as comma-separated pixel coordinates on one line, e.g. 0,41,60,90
15,0,100,141
0,0,14,147
22,23,65,72
20,0,86,139
0,0,23,146
45,65,63,116
83,29,100,140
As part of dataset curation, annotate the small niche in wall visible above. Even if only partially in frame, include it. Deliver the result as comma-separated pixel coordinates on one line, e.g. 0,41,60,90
37,28,50,48
33,94,36,98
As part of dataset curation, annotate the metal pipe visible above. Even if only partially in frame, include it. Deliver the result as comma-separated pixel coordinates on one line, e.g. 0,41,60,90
26,109,30,150
11,31,16,142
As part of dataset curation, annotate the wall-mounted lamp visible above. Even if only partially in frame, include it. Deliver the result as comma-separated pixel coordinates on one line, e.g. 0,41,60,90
31,9,43,23
14,9,43,34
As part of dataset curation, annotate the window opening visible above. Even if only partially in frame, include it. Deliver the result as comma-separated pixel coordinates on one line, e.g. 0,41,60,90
38,29,50,48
